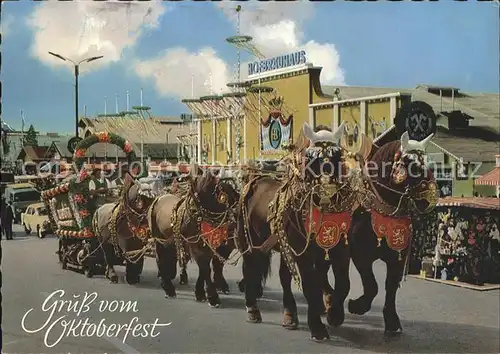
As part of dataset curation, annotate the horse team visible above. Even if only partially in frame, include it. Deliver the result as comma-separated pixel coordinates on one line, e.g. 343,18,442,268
87,122,438,341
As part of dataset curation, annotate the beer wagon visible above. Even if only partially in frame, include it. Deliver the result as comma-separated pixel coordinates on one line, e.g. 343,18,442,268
42,132,135,277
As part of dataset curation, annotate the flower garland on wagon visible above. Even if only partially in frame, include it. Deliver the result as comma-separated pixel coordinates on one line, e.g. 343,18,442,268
42,131,137,239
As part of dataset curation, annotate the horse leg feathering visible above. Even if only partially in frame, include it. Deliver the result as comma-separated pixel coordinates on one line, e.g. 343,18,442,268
280,255,299,330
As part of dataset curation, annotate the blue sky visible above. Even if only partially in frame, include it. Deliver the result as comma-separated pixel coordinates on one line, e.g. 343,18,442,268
1,0,498,134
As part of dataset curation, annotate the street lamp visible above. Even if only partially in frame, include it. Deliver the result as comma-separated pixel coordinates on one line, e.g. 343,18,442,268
48,52,103,138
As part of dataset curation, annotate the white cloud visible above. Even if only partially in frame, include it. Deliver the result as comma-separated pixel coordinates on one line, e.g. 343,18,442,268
27,0,166,74
133,47,230,99
219,1,345,85
135,1,345,101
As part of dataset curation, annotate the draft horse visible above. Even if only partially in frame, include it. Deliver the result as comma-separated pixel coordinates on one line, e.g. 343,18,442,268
169,175,235,295
93,172,172,288
345,131,438,334
170,165,240,307
236,122,357,340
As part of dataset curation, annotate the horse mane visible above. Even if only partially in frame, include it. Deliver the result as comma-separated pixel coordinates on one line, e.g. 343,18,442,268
192,172,217,195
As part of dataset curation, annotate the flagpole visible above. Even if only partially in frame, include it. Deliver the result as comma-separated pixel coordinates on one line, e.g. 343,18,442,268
140,88,143,106
21,109,25,146
104,96,107,115
126,90,130,111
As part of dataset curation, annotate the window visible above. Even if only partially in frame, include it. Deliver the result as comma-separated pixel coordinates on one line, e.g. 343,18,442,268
38,207,48,216
25,207,32,214
13,190,41,202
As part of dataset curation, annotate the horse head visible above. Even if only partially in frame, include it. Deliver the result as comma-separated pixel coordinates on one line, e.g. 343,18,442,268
299,122,356,208
301,122,346,183
122,172,156,215
190,164,240,214
371,131,438,214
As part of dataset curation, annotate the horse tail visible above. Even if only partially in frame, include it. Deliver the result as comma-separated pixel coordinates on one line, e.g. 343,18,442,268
235,178,255,253
237,177,273,285
257,250,272,286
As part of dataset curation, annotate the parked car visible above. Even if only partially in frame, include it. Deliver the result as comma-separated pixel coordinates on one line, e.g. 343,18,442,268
4,183,42,223
21,202,52,238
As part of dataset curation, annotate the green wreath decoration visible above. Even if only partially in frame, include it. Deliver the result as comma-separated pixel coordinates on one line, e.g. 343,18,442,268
73,131,136,172
41,132,140,239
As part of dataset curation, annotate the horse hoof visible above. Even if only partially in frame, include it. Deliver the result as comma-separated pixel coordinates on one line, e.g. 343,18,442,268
327,306,345,327
246,309,262,324
218,287,230,295
126,276,140,285
164,287,177,298
179,279,188,285
196,293,207,302
109,276,119,284
348,298,371,315
282,312,299,330
209,302,221,308
384,328,403,337
310,334,329,342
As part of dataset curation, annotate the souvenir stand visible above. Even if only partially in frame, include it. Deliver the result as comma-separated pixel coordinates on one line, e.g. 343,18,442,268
410,197,500,285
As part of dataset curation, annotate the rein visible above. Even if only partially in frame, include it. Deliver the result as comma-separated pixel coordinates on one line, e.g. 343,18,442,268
265,151,356,289
360,152,435,217
108,184,168,264
171,178,240,267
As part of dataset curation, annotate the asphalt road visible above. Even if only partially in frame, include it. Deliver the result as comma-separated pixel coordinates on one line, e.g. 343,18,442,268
2,224,500,354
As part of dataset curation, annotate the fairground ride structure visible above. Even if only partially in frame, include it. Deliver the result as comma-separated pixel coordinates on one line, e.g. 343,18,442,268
181,5,297,167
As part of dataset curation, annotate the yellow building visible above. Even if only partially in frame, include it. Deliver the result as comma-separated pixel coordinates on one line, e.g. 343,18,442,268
182,52,499,197
183,51,412,165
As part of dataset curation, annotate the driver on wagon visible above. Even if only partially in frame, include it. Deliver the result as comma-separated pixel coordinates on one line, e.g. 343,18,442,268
108,164,129,197
88,168,108,208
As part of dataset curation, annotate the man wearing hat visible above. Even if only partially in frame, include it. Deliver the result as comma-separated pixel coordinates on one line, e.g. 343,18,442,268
89,168,108,209
108,163,129,197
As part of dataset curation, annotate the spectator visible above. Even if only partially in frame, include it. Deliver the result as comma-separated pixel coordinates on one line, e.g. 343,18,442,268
3,201,14,240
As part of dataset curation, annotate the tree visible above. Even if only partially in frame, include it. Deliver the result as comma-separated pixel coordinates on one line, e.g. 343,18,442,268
23,124,38,146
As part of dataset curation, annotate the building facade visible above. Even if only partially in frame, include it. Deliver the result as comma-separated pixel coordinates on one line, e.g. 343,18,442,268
183,52,499,197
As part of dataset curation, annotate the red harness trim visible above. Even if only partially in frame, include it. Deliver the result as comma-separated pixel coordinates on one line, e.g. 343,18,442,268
200,222,229,249
371,210,411,251
304,207,351,250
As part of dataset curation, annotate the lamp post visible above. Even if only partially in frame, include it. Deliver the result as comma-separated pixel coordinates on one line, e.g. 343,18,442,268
48,52,103,138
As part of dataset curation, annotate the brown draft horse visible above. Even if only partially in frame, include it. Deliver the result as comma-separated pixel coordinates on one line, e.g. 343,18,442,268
93,172,164,286
340,131,438,334
94,168,239,302
236,122,357,341
170,165,240,307
169,175,234,295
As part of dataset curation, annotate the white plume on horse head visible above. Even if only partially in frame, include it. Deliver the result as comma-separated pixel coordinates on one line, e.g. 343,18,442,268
302,122,345,145
400,131,434,154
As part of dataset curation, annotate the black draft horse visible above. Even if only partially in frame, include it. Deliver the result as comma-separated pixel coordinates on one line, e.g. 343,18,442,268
337,131,438,334
236,122,356,340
